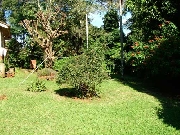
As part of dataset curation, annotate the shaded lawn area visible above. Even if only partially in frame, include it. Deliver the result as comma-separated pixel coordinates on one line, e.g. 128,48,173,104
0,69,180,135
114,75,180,131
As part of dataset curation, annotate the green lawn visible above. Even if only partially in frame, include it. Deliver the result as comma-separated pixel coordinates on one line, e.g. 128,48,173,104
0,69,180,135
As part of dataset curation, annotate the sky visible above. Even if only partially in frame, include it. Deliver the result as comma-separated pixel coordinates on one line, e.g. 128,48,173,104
90,12,131,35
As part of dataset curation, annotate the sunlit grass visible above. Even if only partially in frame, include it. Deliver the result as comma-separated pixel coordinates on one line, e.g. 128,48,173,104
0,69,180,135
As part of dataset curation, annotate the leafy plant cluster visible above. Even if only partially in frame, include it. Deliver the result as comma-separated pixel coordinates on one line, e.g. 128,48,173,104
53,57,70,72
26,79,47,92
125,21,180,79
6,38,43,69
57,47,109,98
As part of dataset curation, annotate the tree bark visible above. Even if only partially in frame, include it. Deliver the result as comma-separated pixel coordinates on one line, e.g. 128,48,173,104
43,40,53,68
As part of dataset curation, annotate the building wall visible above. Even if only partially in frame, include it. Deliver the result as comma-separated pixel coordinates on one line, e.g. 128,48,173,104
0,29,5,62
0,27,6,48
0,30,2,48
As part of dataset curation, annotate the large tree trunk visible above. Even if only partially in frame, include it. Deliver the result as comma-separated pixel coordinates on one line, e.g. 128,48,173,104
44,40,53,68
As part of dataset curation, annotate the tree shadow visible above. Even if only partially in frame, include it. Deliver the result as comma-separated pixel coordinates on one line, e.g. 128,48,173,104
55,87,77,98
157,98,180,130
111,74,180,130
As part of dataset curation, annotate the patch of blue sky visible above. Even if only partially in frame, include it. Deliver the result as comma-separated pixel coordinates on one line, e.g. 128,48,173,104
90,11,131,35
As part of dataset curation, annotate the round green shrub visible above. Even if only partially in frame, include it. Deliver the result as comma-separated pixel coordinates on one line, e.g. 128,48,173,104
57,47,109,98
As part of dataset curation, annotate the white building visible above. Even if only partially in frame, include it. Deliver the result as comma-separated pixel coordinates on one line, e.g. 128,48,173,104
0,21,11,62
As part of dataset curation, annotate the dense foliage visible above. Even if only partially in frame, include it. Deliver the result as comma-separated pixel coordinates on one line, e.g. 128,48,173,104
5,38,43,68
103,8,119,32
125,0,180,83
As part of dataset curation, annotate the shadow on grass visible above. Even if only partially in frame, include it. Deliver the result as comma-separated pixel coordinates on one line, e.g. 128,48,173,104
55,88,77,98
111,74,180,130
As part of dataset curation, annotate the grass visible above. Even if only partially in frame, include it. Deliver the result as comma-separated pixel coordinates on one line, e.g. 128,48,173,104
1,68,180,135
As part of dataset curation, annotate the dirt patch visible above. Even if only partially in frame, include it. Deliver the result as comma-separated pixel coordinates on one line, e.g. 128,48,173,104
39,75,55,80
0,94,7,100
71,97,93,103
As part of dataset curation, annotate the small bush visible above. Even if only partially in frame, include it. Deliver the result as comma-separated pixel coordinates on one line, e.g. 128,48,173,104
57,47,109,98
37,68,57,77
26,79,47,92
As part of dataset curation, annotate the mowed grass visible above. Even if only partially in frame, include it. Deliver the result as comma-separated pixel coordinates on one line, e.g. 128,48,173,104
0,69,180,135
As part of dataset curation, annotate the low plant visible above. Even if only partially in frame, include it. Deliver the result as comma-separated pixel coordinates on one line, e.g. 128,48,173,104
57,47,109,98
26,79,47,92
37,68,57,77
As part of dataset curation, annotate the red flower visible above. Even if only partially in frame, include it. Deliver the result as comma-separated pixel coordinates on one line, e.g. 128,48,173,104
165,21,170,24
148,40,154,43
154,36,160,40
135,42,139,46
144,45,149,48
159,24,163,28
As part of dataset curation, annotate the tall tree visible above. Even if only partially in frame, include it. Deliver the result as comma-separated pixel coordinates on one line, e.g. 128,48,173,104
53,0,98,56
21,2,67,68
98,0,127,76
3,0,68,68
125,0,180,41
103,8,119,32
0,3,5,21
